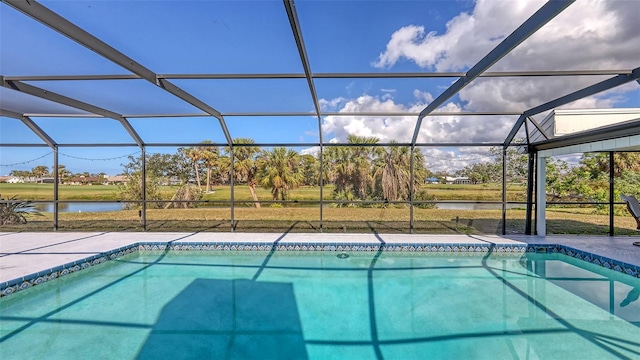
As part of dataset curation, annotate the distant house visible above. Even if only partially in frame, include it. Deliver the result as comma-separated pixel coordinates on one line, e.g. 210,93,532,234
425,177,440,184
105,175,127,185
445,176,472,185
68,176,102,185
4,176,24,184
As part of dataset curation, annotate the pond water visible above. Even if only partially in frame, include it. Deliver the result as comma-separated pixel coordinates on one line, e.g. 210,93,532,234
34,203,125,213
31,202,526,212
436,203,525,210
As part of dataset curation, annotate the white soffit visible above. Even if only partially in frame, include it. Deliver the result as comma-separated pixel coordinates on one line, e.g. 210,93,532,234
550,108,640,136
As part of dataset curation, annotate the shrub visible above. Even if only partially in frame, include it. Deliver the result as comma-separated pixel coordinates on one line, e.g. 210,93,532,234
0,194,42,225
117,173,163,209
414,189,437,209
164,184,203,209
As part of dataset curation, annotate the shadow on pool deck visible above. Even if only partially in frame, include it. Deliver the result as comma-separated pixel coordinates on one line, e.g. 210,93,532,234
136,279,308,360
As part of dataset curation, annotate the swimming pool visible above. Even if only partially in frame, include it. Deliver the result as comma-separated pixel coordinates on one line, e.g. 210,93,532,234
1,249,639,359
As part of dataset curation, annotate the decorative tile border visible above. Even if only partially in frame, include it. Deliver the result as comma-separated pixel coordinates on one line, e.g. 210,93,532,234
0,245,137,297
553,244,639,278
2,241,637,297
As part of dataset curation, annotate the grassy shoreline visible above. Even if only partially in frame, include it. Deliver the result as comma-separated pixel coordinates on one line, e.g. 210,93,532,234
3,183,637,235
3,207,638,235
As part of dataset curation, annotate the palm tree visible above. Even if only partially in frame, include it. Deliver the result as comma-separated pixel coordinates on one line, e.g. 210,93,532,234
215,155,231,185
324,146,353,197
10,170,32,182
199,141,220,193
324,135,380,201
350,135,381,199
374,145,410,202
32,165,49,183
373,144,427,202
186,147,202,188
56,165,71,184
231,138,262,208
257,147,304,201
301,154,320,186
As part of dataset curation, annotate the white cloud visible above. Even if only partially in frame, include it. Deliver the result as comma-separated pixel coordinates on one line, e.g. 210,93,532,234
373,0,544,71
374,0,640,112
419,147,498,173
381,93,394,101
320,92,517,145
413,89,434,103
300,146,320,156
319,97,347,111
321,94,422,143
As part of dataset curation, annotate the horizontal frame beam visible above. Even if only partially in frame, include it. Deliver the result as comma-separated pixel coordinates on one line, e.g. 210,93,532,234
3,70,632,82
16,111,523,118
0,141,507,148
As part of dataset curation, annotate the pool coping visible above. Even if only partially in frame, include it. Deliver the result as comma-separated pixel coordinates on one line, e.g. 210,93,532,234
2,240,638,297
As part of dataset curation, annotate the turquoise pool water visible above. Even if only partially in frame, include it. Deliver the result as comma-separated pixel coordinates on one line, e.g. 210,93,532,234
1,250,639,359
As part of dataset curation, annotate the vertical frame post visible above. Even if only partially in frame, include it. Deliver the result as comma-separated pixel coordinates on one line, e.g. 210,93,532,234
319,144,324,232
501,148,507,235
141,147,147,231
536,155,547,236
525,150,535,235
410,145,415,234
230,145,235,232
609,151,614,236
53,146,59,231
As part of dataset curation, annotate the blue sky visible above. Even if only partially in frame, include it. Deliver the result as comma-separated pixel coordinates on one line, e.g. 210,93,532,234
1,0,639,175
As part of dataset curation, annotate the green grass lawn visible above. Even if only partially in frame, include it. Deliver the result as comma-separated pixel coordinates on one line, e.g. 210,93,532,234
0,183,121,200
2,204,639,235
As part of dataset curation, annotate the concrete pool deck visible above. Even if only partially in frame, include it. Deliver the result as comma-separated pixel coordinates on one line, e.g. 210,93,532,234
1,232,639,286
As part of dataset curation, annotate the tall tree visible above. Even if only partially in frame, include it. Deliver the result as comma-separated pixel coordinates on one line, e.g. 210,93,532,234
118,154,163,209
173,147,195,185
324,135,379,201
199,141,220,193
186,147,202,188
257,147,303,201
374,144,427,202
490,146,529,183
9,170,31,181
215,155,231,185
56,165,71,184
32,165,49,183
231,138,262,207
301,154,320,186
582,152,640,178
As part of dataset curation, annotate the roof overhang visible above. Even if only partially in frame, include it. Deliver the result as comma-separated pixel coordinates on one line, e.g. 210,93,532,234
534,118,640,156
